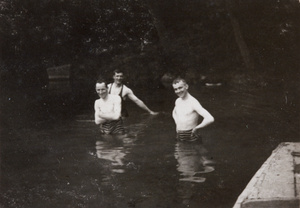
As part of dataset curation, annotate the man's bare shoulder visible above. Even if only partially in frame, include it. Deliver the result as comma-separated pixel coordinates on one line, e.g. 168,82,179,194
95,98,101,103
94,98,101,108
189,94,199,102
189,95,203,108
122,84,133,95
175,98,181,105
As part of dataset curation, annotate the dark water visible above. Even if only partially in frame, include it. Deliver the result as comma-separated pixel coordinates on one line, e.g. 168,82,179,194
1,84,299,208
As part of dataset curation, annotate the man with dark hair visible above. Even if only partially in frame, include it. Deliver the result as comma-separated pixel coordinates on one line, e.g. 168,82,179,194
172,77,214,142
94,78,125,134
108,69,158,117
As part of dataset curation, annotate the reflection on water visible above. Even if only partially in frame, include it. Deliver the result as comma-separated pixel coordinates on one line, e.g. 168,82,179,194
175,141,215,183
96,137,127,173
2,84,298,208
95,115,156,176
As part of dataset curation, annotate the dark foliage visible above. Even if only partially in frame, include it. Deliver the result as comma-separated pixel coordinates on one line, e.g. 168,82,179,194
0,0,299,89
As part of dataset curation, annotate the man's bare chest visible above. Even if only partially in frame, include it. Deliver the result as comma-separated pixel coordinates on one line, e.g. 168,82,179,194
99,99,115,112
175,102,194,115
110,86,122,95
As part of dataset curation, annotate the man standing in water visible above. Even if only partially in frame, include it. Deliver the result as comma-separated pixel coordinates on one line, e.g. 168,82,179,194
172,78,214,141
108,69,158,117
94,78,125,134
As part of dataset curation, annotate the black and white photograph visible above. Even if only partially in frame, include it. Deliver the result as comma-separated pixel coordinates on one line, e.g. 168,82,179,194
0,0,299,207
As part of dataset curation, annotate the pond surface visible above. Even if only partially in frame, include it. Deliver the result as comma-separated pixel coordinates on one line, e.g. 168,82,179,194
0,83,299,208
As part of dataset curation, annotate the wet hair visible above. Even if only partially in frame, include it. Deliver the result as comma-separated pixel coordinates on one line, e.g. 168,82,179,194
113,69,124,74
96,77,108,87
172,77,187,85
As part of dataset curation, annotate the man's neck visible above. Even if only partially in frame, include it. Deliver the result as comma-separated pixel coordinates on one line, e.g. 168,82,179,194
114,82,122,87
181,92,190,100
101,94,109,101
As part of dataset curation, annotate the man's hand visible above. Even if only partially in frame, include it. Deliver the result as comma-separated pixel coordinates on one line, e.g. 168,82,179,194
149,111,159,115
192,127,198,134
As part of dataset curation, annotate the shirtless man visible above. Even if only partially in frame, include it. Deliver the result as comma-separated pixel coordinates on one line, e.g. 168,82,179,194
94,79,125,134
172,78,214,141
108,69,158,117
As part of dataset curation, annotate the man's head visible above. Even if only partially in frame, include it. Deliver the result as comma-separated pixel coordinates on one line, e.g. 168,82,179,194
95,78,108,99
113,69,124,85
172,78,189,98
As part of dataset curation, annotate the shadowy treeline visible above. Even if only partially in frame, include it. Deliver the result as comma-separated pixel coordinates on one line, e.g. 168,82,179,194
0,0,299,123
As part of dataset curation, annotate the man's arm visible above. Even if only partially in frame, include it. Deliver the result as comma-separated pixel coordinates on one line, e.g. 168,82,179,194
126,88,158,115
172,107,178,132
98,96,122,120
172,99,179,121
94,100,107,124
192,99,214,132
172,108,176,121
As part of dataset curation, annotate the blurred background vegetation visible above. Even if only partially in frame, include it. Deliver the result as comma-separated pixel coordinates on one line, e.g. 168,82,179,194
0,0,299,121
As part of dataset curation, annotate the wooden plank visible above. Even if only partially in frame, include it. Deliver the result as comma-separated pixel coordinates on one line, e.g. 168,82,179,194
293,147,300,199
233,142,300,208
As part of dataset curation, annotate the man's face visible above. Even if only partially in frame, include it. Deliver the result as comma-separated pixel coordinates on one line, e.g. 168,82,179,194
95,83,108,99
113,72,124,85
172,81,188,98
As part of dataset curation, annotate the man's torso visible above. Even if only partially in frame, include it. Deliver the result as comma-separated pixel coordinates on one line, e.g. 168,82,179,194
174,97,199,130
96,95,118,114
108,83,130,100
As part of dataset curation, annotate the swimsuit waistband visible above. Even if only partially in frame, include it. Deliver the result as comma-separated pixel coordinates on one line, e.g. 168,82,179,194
101,119,125,135
176,129,202,142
